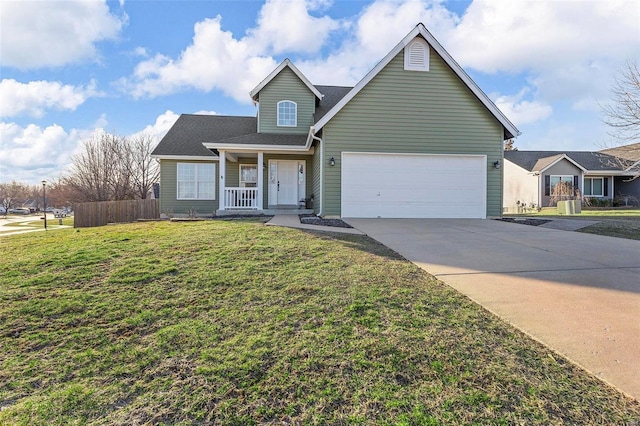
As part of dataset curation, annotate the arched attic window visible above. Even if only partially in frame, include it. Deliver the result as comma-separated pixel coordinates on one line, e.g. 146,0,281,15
277,100,297,127
404,37,429,71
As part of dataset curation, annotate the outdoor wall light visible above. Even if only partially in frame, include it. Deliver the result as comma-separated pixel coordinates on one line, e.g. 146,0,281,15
329,157,336,166
493,160,501,169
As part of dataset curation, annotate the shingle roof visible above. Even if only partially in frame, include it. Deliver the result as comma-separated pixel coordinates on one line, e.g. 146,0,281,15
599,142,640,162
151,114,257,156
531,154,566,172
314,85,352,123
151,113,314,157
504,150,632,172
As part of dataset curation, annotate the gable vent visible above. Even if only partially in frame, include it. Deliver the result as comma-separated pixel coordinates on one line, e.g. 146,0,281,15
404,38,429,71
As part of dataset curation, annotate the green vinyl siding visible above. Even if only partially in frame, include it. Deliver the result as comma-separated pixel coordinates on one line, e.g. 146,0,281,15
322,47,504,217
311,141,322,214
159,160,218,215
258,67,315,134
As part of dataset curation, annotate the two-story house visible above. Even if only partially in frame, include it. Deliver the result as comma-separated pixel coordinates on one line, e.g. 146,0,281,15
151,23,519,219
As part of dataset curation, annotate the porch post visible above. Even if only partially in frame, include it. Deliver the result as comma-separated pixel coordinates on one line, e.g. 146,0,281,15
257,151,264,210
219,150,226,211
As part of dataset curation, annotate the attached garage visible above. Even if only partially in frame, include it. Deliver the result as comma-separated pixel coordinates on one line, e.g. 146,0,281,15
341,152,487,218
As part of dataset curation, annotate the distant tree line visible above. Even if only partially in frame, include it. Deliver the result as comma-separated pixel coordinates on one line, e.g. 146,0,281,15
63,132,159,202
1,132,159,212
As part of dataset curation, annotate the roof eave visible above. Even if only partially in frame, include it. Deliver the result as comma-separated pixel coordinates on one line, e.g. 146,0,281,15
202,142,313,152
151,154,219,161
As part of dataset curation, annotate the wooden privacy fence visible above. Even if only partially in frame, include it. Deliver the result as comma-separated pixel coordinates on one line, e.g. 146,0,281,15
73,199,160,228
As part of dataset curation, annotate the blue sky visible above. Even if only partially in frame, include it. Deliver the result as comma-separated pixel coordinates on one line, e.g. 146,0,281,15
1,0,638,185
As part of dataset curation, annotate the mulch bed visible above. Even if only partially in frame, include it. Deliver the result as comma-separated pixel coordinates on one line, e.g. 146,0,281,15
497,218,552,227
299,214,353,228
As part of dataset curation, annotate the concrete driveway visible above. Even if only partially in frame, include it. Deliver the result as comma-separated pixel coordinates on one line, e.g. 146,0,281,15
345,218,640,400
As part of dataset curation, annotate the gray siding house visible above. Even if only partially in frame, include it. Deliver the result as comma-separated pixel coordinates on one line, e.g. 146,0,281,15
152,24,519,218
504,148,640,211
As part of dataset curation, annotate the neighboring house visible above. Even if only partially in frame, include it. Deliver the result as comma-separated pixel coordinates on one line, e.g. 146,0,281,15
152,23,519,219
600,142,640,198
503,149,639,212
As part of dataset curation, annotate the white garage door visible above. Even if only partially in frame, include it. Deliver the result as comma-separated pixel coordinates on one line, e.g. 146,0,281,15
341,152,487,218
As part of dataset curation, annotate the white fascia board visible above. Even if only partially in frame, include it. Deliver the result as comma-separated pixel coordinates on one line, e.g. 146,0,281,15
538,154,587,173
313,23,521,140
151,155,218,161
249,59,323,101
584,170,633,176
202,142,314,153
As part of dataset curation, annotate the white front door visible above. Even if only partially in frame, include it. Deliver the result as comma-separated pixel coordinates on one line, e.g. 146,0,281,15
269,160,300,206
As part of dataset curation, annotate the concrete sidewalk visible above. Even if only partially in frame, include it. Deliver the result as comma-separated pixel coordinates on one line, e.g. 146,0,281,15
345,218,640,400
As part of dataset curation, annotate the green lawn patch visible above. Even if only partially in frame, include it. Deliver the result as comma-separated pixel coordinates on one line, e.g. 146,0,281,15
1,221,639,424
531,207,640,217
507,208,640,240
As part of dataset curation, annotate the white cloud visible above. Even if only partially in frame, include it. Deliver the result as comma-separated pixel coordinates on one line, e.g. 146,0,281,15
0,122,85,183
0,0,125,69
193,110,218,116
93,113,109,129
248,0,340,54
130,110,181,143
0,109,198,184
120,0,343,102
120,16,278,102
0,79,102,118
449,0,638,74
494,89,552,126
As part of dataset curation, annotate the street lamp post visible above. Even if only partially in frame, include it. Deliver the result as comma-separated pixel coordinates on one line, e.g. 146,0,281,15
41,180,47,230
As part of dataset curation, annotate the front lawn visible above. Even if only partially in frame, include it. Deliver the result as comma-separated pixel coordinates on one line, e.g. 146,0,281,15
507,208,640,240
1,221,638,424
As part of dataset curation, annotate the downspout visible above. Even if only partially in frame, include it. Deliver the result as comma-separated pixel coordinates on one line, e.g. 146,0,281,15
310,132,324,216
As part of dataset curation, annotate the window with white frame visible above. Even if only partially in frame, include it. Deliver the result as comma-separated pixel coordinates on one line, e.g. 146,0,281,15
584,177,603,196
239,164,258,188
549,175,574,198
277,100,297,127
177,163,215,200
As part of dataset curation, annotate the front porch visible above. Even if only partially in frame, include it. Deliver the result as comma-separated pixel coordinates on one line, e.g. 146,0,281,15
216,149,315,215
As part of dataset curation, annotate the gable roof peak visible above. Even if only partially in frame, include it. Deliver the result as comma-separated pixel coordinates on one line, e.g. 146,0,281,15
313,23,520,140
249,58,323,102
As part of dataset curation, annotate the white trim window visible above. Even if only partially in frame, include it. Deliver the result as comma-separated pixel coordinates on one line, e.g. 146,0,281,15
549,175,574,197
177,163,216,200
277,100,297,127
239,164,258,188
584,177,604,197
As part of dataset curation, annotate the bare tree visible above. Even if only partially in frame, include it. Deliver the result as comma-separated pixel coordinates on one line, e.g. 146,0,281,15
125,133,160,199
599,60,640,182
602,60,640,142
504,139,517,151
64,132,127,202
0,181,30,214
63,131,159,202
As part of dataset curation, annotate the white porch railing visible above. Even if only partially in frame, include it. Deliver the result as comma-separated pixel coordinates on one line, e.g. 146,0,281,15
224,187,259,209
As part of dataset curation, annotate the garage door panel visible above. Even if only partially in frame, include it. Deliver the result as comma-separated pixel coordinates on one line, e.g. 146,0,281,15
341,153,486,218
